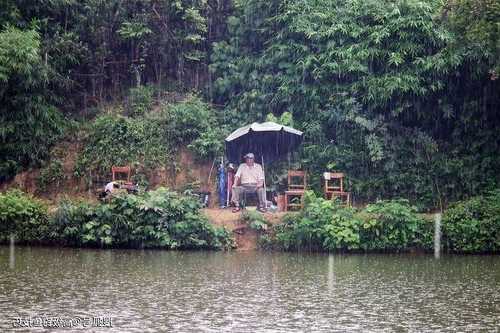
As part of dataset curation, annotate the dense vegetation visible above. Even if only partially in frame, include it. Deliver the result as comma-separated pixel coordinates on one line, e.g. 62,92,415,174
211,0,500,208
73,94,226,187
2,188,499,253
262,192,433,252
0,0,231,182
0,24,66,181
1,0,498,210
0,189,51,243
442,190,500,253
261,191,500,253
0,0,499,263
0,188,234,250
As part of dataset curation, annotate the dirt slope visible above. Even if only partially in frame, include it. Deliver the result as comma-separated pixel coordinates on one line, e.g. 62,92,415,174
203,208,287,250
0,142,217,206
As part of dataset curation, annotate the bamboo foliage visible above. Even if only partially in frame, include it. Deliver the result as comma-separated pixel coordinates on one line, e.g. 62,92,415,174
0,0,498,208
210,0,500,207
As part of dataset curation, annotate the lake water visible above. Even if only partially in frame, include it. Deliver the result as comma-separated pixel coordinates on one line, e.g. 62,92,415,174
1,246,499,332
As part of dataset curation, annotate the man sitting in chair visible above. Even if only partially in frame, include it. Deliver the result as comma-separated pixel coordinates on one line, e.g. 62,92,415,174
232,153,266,213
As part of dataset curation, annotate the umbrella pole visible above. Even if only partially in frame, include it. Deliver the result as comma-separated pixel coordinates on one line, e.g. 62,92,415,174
262,156,267,208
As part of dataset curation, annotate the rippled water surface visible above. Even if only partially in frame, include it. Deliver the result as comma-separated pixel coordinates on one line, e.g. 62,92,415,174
1,246,499,332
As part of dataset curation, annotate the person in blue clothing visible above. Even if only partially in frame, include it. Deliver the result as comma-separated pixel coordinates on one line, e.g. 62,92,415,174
217,162,226,208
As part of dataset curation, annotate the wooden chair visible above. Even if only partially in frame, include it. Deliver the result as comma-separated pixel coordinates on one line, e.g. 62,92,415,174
285,170,307,211
112,166,131,184
324,172,351,206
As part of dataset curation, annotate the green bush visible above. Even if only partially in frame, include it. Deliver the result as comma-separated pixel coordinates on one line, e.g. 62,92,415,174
0,190,50,243
187,127,225,161
240,210,270,232
164,95,226,159
74,114,170,179
164,96,218,144
324,207,361,251
75,97,226,182
257,233,274,250
50,200,93,246
442,190,500,253
0,188,234,250
360,200,430,251
272,193,431,252
126,85,155,117
273,191,361,251
49,187,235,250
37,158,66,192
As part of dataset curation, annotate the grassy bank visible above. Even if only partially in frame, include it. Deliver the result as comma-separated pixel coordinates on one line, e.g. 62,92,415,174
0,188,234,250
2,188,499,254
257,191,500,254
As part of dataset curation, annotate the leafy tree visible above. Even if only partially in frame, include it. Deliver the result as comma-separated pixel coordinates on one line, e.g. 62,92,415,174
0,0,498,212
443,0,500,76
0,190,50,243
210,0,500,208
0,25,65,180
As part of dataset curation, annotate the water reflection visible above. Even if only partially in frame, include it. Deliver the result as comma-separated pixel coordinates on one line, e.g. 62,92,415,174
0,247,499,332
9,235,14,269
327,254,334,292
434,213,442,259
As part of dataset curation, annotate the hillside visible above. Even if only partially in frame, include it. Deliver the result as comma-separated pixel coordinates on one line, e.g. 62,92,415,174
0,94,221,207
1,0,499,210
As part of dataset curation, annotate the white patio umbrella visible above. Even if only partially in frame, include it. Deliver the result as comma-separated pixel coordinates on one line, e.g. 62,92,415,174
224,121,303,206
